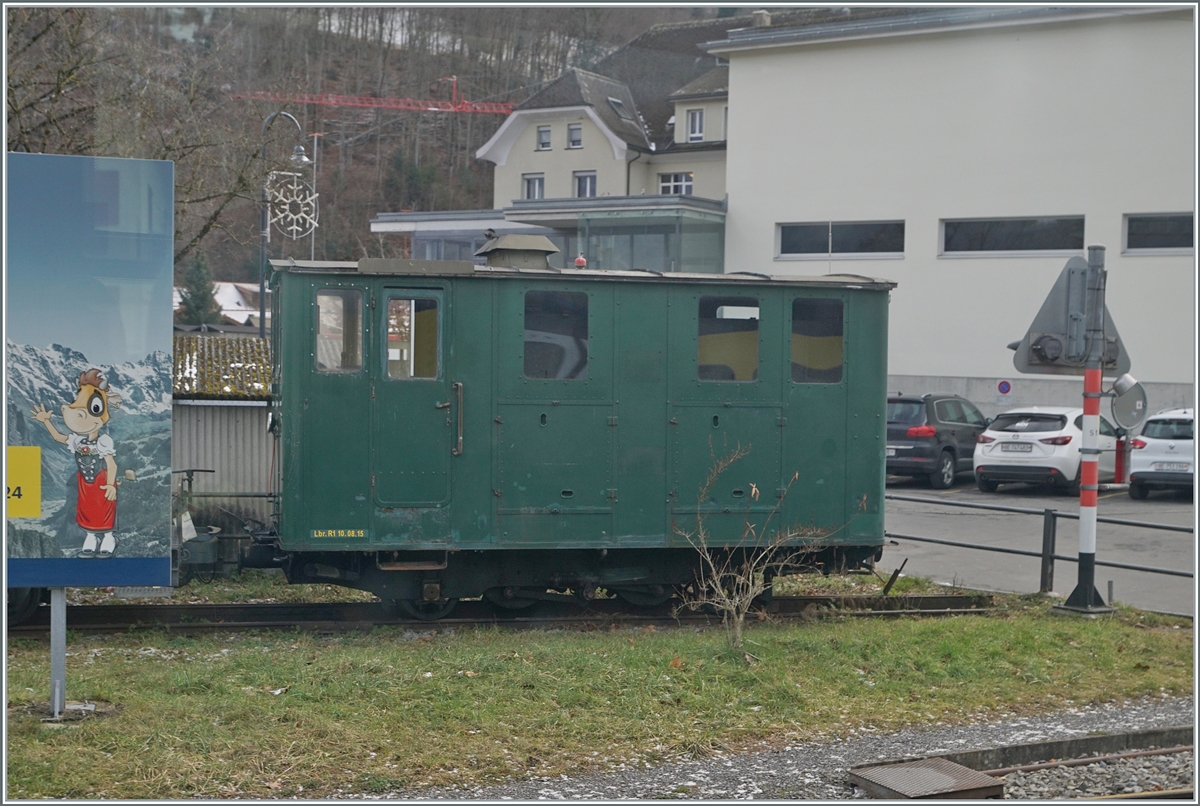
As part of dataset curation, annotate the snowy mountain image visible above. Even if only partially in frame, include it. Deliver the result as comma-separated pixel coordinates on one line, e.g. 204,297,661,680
6,340,173,559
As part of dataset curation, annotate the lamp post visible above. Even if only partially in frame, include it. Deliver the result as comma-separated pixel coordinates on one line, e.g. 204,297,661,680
310,132,323,261
259,111,310,339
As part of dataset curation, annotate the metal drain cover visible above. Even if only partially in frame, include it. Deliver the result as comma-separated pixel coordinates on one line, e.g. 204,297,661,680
848,757,1004,799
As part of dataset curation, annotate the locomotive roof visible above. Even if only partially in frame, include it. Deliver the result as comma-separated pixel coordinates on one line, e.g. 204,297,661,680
269,258,896,290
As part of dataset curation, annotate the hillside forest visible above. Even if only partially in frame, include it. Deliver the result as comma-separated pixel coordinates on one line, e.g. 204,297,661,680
7,6,715,283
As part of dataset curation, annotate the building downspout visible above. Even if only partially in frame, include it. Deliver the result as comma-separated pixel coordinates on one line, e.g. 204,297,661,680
626,149,643,196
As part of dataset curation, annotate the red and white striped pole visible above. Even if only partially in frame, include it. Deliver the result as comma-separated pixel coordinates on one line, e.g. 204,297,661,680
1062,245,1110,612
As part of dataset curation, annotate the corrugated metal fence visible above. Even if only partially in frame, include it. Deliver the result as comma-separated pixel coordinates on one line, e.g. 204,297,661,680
171,401,273,532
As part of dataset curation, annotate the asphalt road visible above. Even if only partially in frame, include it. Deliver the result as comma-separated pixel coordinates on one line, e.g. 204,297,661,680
880,474,1195,617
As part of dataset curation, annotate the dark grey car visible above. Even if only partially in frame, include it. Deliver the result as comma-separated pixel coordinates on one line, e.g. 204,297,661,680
886,394,989,488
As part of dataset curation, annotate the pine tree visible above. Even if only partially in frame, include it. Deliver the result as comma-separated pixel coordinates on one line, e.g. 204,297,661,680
176,252,224,325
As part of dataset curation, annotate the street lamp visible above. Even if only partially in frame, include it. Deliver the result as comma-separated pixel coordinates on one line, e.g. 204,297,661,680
259,111,314,339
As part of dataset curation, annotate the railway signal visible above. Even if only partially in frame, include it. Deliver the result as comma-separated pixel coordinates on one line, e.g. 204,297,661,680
1011,247,1125,615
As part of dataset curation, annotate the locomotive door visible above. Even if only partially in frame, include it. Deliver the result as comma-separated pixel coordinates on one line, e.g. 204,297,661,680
667,288,784,546
371,287,453,510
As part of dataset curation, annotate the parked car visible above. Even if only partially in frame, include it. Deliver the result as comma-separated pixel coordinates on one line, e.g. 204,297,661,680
1128,408,1194,499
974,406,1119,493
886,394,989,488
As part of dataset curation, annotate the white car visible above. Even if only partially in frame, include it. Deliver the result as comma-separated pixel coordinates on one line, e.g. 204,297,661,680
974,406,1118,493
1128,408,1194,499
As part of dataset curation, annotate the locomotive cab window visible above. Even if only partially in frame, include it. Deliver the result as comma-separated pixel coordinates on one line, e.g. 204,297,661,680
791,298,843,383
524,290,588,380
698,296,758,381
315,289,363,372
386,297,440,379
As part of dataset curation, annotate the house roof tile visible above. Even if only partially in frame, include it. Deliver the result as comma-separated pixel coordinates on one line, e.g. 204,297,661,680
594,7,914,147
173,335,271,400
517,68,649,149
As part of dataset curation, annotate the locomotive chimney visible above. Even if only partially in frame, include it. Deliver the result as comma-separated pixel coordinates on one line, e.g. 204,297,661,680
474,233,561,270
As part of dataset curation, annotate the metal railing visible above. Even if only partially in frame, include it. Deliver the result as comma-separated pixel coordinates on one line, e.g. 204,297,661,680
884,493,1193,593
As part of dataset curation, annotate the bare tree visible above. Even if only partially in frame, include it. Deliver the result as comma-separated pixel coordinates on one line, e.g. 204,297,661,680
673,441,864,651
6,8,122,154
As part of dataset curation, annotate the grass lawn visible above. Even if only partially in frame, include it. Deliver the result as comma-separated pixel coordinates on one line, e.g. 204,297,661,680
6,587,1192,799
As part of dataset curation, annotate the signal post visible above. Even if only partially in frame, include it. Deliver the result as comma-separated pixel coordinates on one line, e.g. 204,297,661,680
1008,245,1144,616
1060,246,1109,614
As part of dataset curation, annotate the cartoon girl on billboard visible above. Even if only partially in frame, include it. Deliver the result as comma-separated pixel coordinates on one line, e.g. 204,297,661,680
31,369,124,559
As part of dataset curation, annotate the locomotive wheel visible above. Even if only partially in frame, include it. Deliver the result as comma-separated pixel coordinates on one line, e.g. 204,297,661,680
395,597,458,621
483,587,539,610
612,585,673,607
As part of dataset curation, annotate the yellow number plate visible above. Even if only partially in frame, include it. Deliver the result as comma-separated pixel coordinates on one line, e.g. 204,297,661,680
311,529,366,538
6,446,42,518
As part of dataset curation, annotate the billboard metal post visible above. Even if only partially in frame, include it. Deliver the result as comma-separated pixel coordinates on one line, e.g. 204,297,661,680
50,588,66,717
1058,245,1114,615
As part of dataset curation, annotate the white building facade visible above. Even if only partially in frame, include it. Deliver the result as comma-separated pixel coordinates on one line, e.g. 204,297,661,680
709,7,1195,412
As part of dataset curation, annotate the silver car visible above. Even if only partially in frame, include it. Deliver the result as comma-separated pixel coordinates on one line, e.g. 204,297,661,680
1128,408,1194,499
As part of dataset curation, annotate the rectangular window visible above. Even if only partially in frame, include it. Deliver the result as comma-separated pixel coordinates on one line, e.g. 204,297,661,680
567,123,582,149
687,109,704,142
722,106,728,140
698,296,758,382
791,298,842,384
574,171,597,198
778,221,904,258
524,290,588,380
607,97,635,121
385,298,439,379
1124,213,1193,252
942,216,1084,253
536,126,551,150
315,289,362,372
658,172,694,195
523,173,544,200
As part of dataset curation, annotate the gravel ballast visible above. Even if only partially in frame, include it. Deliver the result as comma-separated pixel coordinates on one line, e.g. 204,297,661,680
382,696,1193,800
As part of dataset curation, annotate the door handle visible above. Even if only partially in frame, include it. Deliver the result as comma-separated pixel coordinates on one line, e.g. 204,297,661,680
435,401,451,410
452,381,463,456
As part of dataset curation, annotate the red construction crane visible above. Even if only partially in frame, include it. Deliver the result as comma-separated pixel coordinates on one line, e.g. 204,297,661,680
232,76,512,115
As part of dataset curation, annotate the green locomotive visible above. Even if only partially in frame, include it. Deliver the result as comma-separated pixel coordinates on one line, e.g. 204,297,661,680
260,247,894,618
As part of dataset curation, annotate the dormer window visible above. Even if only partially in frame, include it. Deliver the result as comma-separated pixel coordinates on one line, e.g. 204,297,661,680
687,109,704,143
567,123,582,149
607,97,635,121
536,126,551,151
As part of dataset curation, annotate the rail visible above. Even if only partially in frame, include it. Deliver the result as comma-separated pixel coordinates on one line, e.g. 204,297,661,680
884,493,1193,594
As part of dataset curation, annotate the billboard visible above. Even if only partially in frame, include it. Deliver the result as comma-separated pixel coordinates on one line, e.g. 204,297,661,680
6,153,174,587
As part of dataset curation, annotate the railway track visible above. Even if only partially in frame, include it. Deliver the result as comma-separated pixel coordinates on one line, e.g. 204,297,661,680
8,593,991,634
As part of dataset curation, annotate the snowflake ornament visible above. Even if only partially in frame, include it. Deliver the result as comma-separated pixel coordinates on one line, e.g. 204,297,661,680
266,171,319,240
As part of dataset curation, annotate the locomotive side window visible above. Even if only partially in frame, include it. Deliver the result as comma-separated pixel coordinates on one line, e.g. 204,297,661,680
524,290,589,380
315,289,363,372
386,298,440,379
697,296,758,381
791,298,843,383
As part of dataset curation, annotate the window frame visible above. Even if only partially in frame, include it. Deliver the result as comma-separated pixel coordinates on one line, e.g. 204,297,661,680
313,287,364,374
697,295,760,383
658,172,694,195
535,125,551,151
775,220,905,261
573,170,597,199
382,293,443,381
939,216,1085,258
523,289,589,381
522,172,545,200
566,123,583,149
790,297,844,385
1122,213,1194,255
687,108,704,143
607,97,635,122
